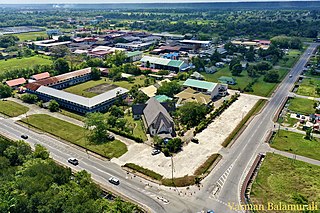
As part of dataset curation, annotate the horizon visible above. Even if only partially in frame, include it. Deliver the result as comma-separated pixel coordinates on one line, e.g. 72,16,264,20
0,0,317,4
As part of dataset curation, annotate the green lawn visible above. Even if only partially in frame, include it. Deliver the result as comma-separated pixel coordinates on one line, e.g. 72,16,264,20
271,130,320,161
277,49,301,68
20,114,127,159
0,56,52,74
0,100,29,117
63,78,111,98
124,114,147,142
288,97,316,115
296,77,320,98
12,31,48,41
105,75,146,90
60,109,85,122
250,153,320,212
63,76,147,97
202,67,288,97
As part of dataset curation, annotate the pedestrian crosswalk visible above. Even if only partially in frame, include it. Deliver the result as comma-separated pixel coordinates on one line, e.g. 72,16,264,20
210,163,233,199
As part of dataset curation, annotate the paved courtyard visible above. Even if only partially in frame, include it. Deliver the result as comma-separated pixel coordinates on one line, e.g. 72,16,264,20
113,93,260,178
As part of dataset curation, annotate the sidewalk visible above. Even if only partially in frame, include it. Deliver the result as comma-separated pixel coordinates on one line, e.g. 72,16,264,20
269,148,320,166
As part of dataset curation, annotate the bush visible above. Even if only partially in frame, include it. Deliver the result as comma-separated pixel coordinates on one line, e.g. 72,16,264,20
48,100,59,112
21,94,38,104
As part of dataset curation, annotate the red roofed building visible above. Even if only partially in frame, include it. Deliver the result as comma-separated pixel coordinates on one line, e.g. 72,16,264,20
258,40,271,45
31,72,50,81
6,78,26,88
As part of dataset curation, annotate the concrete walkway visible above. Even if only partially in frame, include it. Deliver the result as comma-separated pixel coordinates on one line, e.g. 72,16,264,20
289,92,320,101
7,97,136,146
279,126,320,138
269,148,320,166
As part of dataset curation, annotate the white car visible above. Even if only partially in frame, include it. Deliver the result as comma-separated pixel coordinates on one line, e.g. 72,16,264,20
151,149,161,155
109,177,120,185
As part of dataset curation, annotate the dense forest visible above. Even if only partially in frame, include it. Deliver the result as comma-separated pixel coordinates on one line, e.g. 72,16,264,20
0,136,139,213
0,6,319,39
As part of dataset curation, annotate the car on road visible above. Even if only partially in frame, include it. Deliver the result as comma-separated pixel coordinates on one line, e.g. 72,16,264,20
108,177,120,185
21,134,28,139
151,149,161,155
67,158,79,166
289,74,293,78
207,210,215,213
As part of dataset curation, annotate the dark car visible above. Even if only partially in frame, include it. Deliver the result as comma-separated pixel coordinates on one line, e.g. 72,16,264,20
108,177,120,185
67,158,79,166
21,134,28,139
191,138,199,144
107,135,115,140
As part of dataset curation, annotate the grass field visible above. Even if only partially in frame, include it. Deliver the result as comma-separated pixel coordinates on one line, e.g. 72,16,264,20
250,153,320,212
12,31,48,41
277,49,301,68
0,56,52,74
64,76,147,97
202,67,288,97
288,97,316,115
0,100,29,117
20,114,127,159
60,109,147,141
271,130,320,161
63,78,110,98
105,75,146,90
296,77,320,98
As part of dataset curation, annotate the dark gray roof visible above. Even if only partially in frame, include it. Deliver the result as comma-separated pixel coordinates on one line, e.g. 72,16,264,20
132,104,145,115
143,97,173,128
132,101,175,116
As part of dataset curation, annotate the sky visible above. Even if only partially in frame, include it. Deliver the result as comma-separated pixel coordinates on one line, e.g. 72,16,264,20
0,0,314,4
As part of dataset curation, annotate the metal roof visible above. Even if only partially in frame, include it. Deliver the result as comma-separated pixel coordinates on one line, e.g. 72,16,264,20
126,51,143,58
180,40,211,45
183,79,217,93
141,56,186,68
36,86,128,108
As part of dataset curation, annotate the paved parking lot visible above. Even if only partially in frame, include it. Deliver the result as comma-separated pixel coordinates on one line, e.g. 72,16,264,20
113,94,260,178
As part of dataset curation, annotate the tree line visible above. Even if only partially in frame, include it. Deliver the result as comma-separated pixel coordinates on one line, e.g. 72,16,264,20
0,136,140,213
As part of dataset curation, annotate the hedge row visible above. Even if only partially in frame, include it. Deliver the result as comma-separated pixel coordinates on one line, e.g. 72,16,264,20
195,93,240,134
108,128,144,143
193,153,221,176
124,163,163,181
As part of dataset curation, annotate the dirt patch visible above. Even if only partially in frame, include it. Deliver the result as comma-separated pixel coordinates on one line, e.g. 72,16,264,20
85,83,118,94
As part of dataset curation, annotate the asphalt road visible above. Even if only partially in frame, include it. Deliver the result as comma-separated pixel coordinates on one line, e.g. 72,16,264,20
190,43,318,213
0,43,318,213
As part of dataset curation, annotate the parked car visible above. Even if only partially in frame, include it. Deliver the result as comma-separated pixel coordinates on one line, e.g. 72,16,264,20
67,158,79,166
151,149,161,155
107,134,115,140
191,138,199,144
21,134,28,139
109,177,120,185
